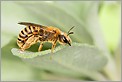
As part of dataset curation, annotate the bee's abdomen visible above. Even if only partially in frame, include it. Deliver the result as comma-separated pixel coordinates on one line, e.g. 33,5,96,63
17,26,40,47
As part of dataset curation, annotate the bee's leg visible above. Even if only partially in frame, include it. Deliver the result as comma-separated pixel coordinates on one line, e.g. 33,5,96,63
38,43,43,52
51,43,56,53
51,37,58,53
21,42,32,51
20,48,25,51
21,35,37,50
19,47,25,53
50,40,57,60
50,43,56,60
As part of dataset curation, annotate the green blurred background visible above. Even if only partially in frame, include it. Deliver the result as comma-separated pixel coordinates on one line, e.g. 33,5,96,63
1,1,121,81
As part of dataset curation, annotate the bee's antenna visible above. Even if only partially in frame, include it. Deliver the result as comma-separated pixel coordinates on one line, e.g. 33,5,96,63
67,26,74,36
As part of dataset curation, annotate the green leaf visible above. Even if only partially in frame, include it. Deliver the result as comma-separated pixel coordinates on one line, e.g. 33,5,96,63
11,43,107,80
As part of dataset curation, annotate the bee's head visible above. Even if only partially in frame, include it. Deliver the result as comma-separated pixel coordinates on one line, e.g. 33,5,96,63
58,26,74,46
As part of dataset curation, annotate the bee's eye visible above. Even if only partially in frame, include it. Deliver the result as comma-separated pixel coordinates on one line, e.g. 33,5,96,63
62,36,68,43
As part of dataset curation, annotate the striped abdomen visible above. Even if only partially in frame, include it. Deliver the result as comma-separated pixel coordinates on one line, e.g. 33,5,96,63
17,26,40,48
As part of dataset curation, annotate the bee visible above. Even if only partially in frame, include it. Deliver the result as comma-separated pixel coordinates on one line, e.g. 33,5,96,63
17,22,74,53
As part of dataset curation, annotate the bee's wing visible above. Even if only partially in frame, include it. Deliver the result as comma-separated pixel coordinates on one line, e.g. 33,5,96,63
18,22,47,28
